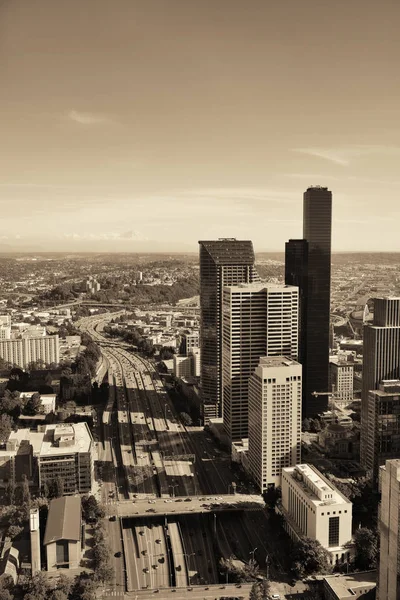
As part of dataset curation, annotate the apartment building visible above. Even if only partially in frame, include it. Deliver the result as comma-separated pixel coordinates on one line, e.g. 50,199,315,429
0,335,59,369
222,283,298,441
280,464,352,565
248,356,302,491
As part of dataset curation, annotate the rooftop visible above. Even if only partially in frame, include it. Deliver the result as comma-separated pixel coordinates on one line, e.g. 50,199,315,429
3,422,93,457
284,464,352,506
199,240,255,265
43,496,81,545
323,571,376,598
224,283,297,293
258,356,300,368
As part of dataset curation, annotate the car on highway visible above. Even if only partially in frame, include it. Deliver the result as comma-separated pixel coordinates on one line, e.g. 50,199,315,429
143,567,149,573
184,498,192,502
139,531,145,536
114,551,122,558
270,596,280,600
164,499,173,503
175,499,183,502
109,516,116,521
155,539,161,544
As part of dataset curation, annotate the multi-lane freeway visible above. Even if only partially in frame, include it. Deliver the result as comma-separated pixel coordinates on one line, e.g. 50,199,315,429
78,314,285,598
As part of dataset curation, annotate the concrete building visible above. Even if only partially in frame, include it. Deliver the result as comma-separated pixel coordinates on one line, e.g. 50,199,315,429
323,572,376,600
285,186,333,417
378,459,400,600
38,423,94,494
0,335,59,369
0,423,94,494
361,297,400,472
181,332,200,355
20,392,57,414
0,325,11,340
173,354,193,378
199,239,259,423
330,354,354,407
280,464,352,565
44,496,82,571
190,347,201,377
222,284,298,441
248,357,302,491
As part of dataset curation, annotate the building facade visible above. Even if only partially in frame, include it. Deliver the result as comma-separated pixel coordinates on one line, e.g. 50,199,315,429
248,356,302,491
366,381,400,481
199,239,259,422
0,335,59,369
44,496,82,571
222,284,298,441
378,459,400,600
361,298,400,471
329,354,354,406
280,464,352,565
285,187,332,417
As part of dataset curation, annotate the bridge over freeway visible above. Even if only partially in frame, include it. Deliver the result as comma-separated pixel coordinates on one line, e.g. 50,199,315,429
107,494,264,519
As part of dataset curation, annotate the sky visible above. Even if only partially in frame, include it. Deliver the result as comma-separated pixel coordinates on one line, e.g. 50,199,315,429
1,0,400,252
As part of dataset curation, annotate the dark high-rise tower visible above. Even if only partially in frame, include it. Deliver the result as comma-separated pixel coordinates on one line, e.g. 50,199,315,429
361,297,400,476
198,239,259,423
285,187,332,416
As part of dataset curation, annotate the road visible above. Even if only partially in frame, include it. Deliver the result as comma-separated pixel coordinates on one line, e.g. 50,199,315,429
79,314,306,598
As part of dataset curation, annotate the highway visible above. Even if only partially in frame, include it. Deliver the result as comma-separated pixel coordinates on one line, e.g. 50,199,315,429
78,314,269,595
107,494,264,518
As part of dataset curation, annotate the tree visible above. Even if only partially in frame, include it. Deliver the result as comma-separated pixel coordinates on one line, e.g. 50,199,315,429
54,573,72,597
179,412,192,426
263,485,281,510
249,580,271,600
54,475,64,498
0,414,13,442
24,392,42,415
5,481,16,504
302,418,311,432
7,524,23,539
21,571,50,600
310,418,322,433
291,537,331,579
352,527,378,570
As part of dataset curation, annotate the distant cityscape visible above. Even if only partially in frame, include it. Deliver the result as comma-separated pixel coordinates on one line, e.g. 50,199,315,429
0,186,400,600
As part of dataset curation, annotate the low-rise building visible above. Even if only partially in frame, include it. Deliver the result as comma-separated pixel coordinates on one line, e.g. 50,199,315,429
279,464,353,566
323,571,376,600
0,423,94,494
44,496,82,571
0,335,59,369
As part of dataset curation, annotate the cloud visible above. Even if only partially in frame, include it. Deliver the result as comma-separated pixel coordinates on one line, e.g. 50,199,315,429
67,110,116,125
61,230,148,241
292,145,400,166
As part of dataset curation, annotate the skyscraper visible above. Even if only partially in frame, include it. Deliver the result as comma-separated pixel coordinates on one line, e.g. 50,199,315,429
198,239,259,423
248,356,302,491
378,459,400,600
361,297,400,472
285,186,332,416
222,283,298,441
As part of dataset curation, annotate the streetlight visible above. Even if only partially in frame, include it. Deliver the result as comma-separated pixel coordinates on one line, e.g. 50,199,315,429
169,483,179,498
249,547,258,563
183,552,196,583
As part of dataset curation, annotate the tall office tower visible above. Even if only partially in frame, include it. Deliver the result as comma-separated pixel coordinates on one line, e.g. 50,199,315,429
198,239,259,423
285,186,332,417
361,297,400,472
248,356,302,491
378,459,400,600
222,283,298,441
367,381,400,480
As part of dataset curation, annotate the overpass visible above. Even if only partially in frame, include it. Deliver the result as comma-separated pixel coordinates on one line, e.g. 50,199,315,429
107,494,264,519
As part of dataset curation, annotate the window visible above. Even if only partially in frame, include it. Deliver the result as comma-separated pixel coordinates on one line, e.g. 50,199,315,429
329,516,340,547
